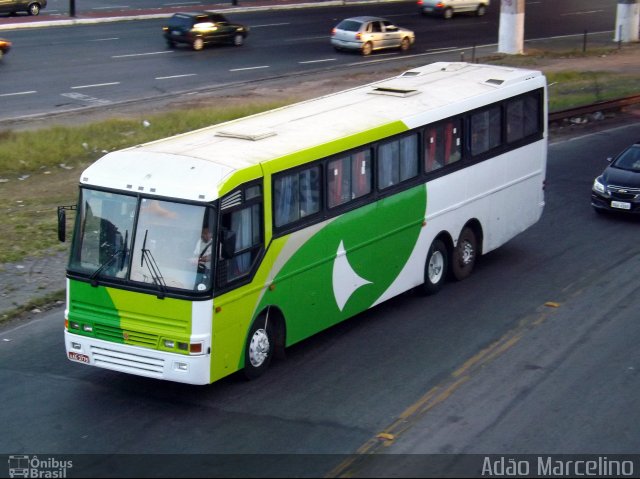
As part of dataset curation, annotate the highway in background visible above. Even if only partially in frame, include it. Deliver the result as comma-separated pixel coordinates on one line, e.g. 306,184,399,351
0,0,617,122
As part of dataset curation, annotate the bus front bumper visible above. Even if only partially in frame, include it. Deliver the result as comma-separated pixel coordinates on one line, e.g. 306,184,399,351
65,331,211,385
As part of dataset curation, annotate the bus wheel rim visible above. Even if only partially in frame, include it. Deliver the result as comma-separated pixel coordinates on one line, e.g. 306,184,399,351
428,250,444,283
461,241,474,264
249,328,270,367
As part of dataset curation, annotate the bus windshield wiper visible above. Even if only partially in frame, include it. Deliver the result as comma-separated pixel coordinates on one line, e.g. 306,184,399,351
89,249,122,286
89,230,129,287
140,229,167,299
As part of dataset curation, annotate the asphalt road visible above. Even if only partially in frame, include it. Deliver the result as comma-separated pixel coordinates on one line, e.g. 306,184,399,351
1,122,639,477
0,0,618,122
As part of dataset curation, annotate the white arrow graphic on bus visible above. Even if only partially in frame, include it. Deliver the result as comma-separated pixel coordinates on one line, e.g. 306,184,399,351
332,240,372,312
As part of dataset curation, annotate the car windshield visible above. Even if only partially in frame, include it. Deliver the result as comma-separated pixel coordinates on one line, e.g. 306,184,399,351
69,189,216,294
612,146,640,172
337,20,363,31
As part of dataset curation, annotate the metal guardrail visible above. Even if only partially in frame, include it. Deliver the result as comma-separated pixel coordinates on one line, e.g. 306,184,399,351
549,94,640,123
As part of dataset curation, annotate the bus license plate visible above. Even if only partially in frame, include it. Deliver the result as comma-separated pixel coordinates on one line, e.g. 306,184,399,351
611,201,631,210
68,352,90,363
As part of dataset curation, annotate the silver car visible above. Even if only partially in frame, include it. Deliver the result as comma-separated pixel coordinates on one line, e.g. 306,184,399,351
0,0,47,16
418,0,489,19
331,16,415,56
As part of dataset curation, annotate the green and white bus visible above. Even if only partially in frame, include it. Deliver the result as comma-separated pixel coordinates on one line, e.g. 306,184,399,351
60,62,547,385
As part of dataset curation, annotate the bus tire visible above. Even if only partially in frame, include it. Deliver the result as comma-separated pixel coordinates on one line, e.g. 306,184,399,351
244,315,274,380
421,239,448,295
452,226,477,281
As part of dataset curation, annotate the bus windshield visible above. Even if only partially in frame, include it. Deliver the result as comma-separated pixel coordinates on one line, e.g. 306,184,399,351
69,189,216,293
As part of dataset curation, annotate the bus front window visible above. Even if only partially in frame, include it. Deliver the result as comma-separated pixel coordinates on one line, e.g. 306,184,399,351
69,190,216,294
69,189,137,280
129,199,215,292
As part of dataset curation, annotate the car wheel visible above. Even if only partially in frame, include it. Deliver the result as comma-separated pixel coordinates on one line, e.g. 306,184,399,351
233,33,244,46
400,37,410,52
166,40,176,49
443,7,453,19
451,227,477,281
244,315,274,380
477,4,486,16
192,37,204,51
361,42,373,56
28,3,40,15
419,239,448,296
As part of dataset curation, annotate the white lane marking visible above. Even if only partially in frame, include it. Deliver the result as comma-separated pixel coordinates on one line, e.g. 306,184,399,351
229,66,270,72
92,6,130,10
560,10,605,16
251,23,290,28
112,51,174,58
61,92,112,106
299,58,336,64
156,74,197,80
285,35,330,42
90,37,119,42
0,91,37,97
425,47,460,52
70,82,120,90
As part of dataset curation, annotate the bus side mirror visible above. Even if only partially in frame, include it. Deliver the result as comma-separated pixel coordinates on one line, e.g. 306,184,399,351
57,205,77,243
57,207,67,242
220,229,236,260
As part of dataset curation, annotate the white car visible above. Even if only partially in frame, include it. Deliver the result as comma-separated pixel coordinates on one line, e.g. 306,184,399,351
418,0,489,19
331,16,415,56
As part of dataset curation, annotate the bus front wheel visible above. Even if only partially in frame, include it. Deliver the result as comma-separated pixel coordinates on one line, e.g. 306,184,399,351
420,239,448,295
244,316,274,380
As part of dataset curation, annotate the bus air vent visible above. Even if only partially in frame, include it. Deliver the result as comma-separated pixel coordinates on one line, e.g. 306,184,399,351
485,78,505,86
215,128,277,141
221,190,243,210
368,86,420,98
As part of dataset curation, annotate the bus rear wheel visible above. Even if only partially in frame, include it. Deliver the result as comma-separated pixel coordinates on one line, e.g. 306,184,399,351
244,316,274,380
420,239,448,295
452,226,477,281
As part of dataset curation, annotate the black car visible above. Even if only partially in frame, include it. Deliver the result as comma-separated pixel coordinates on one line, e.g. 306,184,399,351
592,140,640,214
0,0,47,16
0,38,11,59
162,12,249,51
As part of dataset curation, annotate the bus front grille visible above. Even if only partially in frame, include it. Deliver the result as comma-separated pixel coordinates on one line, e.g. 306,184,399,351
91,345,164,378
93,324,159,348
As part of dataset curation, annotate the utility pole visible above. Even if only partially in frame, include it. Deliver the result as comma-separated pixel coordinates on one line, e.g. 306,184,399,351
498,0,525,55
614,0,640,43
69,0,75,17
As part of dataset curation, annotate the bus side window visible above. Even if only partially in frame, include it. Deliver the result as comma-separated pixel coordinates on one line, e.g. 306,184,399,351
327,149,371,208
378,133,418,190
470,106,502,157
274,165,321,228
424,119,462,173
218,190,263,286
506,92,540,144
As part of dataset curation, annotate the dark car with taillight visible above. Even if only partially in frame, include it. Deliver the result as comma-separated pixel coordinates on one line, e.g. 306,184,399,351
162,12,249,51
0,38,12,59
592,140,640,214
